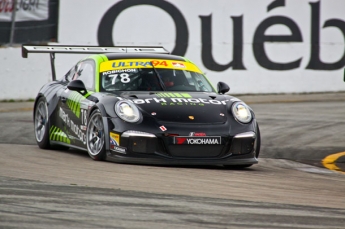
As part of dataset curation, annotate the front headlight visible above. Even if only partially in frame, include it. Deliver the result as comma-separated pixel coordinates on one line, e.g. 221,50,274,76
115,100,140,123
231,102,252,123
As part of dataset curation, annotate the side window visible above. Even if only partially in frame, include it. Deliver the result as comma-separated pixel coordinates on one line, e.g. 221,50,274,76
64,64,78,82
73,60,95,90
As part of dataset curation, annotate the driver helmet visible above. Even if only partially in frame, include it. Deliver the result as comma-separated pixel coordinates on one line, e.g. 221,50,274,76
161,73,174,88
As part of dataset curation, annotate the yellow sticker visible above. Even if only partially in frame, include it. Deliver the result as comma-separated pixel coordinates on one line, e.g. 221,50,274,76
100,59,202,73
110,132,120,145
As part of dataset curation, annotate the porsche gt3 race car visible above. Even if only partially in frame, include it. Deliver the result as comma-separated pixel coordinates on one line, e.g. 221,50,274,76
22,45,261,168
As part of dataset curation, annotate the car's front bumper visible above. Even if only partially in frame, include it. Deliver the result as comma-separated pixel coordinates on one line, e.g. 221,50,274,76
106,128,259,166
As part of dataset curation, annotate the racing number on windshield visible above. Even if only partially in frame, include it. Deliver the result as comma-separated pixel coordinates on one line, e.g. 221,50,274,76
109,73,130,84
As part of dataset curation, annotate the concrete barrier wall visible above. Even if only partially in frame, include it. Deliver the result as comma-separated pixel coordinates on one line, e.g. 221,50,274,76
1,0,345,100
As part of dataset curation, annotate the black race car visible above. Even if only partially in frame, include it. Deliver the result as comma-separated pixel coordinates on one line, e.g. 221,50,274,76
22,45,260,168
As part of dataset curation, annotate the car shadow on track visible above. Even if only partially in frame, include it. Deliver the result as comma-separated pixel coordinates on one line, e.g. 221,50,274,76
50,148,260,171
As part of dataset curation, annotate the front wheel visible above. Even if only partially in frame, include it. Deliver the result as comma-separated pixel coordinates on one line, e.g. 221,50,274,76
86,109,106,160
255,124,261,158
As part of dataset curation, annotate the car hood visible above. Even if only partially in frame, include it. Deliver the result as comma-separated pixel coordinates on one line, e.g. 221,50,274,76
119,92,235,123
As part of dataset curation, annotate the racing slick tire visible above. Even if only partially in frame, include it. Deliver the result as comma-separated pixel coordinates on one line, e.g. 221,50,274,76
86,109,106,161
255,124,261,158
34,97,50,149
223,124,261,169
34,97,70,151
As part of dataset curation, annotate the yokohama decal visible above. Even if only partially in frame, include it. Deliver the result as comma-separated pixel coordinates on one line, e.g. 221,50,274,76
174,136,221,145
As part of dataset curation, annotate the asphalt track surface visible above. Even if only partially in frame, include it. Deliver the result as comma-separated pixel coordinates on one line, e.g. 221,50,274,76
0,93,345,229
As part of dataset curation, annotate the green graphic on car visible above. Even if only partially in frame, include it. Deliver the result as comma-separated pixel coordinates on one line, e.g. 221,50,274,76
156,92,192,98
66,91,84,118
50,125,71,144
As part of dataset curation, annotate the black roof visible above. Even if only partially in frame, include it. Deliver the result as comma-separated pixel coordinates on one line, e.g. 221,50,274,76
104,53,185,61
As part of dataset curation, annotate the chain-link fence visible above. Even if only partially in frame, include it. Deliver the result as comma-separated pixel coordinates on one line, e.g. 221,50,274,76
0,0,59,46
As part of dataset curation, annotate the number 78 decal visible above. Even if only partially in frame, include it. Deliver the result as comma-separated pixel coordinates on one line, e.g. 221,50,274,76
108,73,130,84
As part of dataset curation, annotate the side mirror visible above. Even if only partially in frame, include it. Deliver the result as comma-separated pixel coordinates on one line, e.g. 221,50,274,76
67,80,87,95
344,68,345,82
217,81,230,94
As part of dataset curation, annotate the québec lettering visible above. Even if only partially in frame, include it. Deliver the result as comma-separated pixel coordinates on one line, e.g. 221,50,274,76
98,0,345,71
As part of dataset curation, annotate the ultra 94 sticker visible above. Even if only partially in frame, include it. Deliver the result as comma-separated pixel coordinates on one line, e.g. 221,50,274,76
174,136,221,145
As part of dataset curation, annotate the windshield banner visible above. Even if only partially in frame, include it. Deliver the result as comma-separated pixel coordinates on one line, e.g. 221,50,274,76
100,59,202,73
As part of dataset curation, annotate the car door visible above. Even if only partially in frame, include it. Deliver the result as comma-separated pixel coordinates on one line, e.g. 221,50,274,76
59,60,96,149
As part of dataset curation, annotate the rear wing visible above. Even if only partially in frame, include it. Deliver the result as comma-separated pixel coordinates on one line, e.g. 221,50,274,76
21,44,170,81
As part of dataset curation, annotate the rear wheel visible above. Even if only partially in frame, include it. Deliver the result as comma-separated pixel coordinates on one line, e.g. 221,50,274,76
34,97,70,150
34,97,50,149
86,110,106,160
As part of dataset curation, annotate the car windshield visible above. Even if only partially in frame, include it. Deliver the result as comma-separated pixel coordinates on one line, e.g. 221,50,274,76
99,59,215,92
